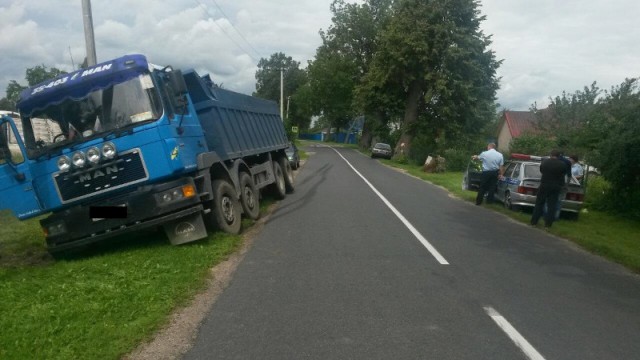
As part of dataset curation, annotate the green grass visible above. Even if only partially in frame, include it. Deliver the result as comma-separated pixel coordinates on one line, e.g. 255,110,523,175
375,160,640,273
0,198,275,359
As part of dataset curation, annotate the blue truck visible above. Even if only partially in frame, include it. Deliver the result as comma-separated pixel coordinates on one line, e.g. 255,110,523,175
0,54,294,256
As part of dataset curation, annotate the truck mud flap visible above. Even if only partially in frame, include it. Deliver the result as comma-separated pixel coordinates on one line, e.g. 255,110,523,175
162,212,208,245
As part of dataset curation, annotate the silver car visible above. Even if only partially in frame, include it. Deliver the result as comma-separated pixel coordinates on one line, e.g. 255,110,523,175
495,155,584,217
371,143,392,159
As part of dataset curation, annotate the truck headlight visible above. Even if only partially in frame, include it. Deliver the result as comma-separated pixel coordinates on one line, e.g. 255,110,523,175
102,142,117,159
86,147,101,164
57,156,71,172
72,151,86,168
44,222,67,237
157,185,196,204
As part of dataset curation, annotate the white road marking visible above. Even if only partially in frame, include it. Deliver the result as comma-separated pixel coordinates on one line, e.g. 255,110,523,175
330,147,449,265
484,306,546,360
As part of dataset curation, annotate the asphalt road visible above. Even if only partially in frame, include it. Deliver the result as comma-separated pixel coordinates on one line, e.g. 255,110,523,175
183,145,640,360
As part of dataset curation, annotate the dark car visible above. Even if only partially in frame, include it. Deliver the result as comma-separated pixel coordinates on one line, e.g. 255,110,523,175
285,143,300,170
462,159,483,191
371,143,393,159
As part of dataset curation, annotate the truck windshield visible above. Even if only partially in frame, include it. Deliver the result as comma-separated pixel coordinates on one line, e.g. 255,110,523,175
21,74,163,158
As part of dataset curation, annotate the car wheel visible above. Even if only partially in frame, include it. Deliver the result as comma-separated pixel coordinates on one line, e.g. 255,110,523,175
205,180,242,234
239,172,260,220
504,191,519,211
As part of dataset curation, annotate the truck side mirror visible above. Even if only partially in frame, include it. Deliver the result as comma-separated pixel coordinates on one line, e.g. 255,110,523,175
169,70,188,96
0,120,11,163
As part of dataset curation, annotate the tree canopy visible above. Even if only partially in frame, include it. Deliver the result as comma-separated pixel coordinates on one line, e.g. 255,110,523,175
360,0,500,161
1,65,66,111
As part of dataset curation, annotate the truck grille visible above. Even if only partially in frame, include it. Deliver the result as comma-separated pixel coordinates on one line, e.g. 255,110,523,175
54,149,148,203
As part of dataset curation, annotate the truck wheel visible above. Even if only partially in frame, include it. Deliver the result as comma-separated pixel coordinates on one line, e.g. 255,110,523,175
207,180,242,234
270,161,286,200
239,172,260,220
280,157,295,193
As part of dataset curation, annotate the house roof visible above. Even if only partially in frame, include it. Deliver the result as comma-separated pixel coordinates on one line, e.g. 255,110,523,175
502,110,538,137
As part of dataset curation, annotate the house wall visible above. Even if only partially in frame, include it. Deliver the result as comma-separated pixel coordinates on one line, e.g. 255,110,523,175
497,121,512,153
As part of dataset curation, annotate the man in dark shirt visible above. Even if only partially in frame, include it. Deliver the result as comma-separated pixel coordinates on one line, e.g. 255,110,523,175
531,150,568,228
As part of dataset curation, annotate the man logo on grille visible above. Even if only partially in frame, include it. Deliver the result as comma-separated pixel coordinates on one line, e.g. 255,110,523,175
78,165,119,183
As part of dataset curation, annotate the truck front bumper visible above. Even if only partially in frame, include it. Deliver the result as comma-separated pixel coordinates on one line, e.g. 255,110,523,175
42,177,204,253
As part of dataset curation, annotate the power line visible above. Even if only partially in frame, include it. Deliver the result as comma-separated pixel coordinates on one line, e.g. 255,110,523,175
193,0,261,64
207,0,263,61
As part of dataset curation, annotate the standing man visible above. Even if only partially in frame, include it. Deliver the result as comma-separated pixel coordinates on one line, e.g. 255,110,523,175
472,143,504,205
531,150,568,228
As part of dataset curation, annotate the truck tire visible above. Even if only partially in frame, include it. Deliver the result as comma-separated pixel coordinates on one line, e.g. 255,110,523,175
206,180,242,234
239,172,260,220
270,161,286,200
280,156,295,194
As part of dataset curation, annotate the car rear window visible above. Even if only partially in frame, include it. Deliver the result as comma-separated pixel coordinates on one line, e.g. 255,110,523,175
524,164,542,178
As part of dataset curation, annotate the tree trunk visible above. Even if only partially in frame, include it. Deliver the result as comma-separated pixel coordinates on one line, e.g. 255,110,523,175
394,79,423,158
359,112,383,150
359,119,373,150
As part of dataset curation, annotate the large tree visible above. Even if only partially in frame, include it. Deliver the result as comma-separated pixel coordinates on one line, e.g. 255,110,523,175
253,52,307,105
362,0,500,161
309,0,393,144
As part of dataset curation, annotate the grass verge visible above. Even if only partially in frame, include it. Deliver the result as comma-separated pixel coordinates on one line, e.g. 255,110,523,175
0,198,275,360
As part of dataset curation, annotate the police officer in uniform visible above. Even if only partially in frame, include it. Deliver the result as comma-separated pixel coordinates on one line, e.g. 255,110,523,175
472,143,504,205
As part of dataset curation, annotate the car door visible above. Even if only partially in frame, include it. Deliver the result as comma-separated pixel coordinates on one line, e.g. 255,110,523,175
0,117,44,220
496,162,517,201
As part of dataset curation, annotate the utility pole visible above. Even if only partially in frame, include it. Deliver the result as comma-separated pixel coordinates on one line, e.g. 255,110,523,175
82,0,97,66
280,68,284,121
286,96,291,120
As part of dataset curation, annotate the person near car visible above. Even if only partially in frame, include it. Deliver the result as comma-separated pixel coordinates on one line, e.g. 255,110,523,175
551,152,573,220
531,149,568,228
569,155,584,183
472,142,504,205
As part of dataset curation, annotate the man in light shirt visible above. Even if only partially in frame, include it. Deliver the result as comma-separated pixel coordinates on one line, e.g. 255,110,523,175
472,143,504,205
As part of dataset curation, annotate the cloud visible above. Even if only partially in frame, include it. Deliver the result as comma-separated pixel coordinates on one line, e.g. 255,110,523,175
1,0,638,112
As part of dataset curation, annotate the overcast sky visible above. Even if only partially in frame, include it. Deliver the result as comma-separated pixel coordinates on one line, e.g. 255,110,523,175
1,0,638,111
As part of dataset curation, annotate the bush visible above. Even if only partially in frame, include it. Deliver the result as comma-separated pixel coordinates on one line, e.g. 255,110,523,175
443,148,469,172
585,176,613,211
509,133,555,155
585,176,640,220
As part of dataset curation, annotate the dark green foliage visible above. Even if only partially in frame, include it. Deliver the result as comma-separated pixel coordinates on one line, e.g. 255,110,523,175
585,176,613,211
524,78,640,219
360,0,501,157
508,133,556,156
307,0,393,140
443,148,470,172
253,53,307,103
